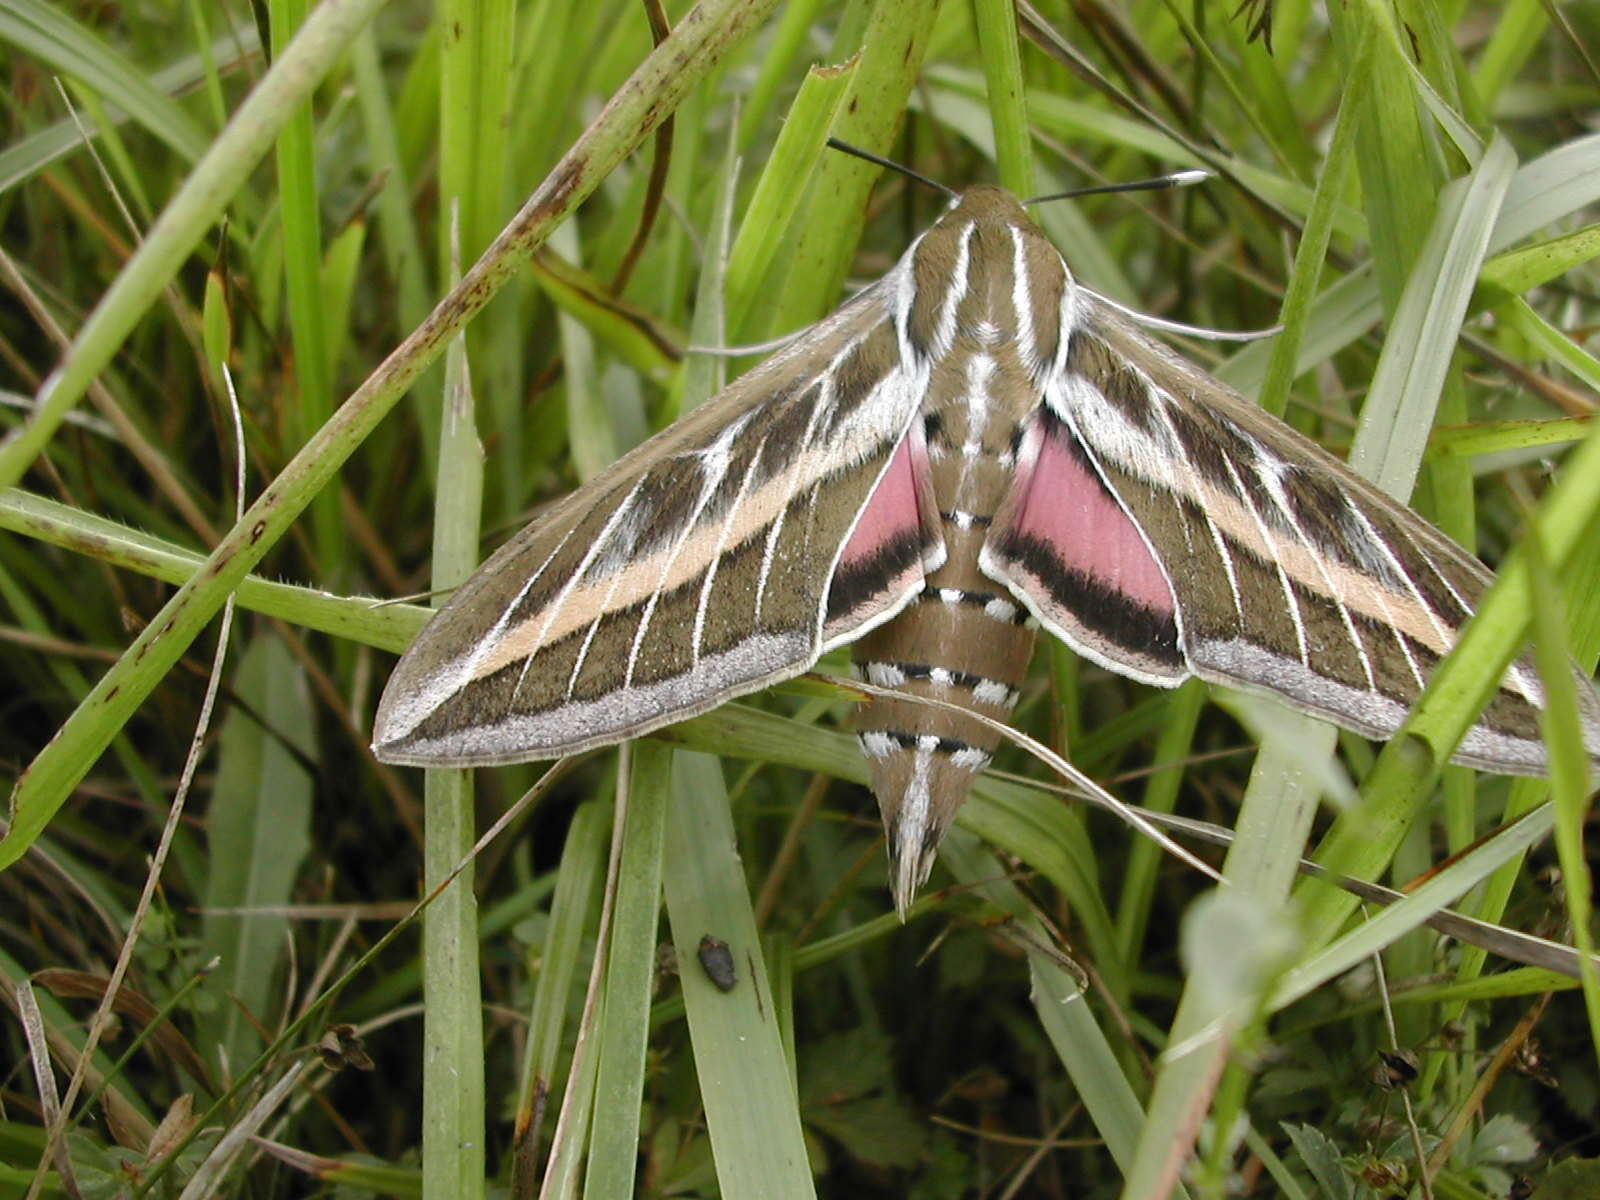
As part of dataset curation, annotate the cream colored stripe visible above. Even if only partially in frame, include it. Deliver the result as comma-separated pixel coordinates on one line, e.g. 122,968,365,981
477,379,915,679
511,478,647,698
1211,437,1317,673
1069,369,1463,656
931,223,974,358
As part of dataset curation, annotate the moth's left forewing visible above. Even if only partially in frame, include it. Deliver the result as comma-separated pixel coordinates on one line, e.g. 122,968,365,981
374,277,937,767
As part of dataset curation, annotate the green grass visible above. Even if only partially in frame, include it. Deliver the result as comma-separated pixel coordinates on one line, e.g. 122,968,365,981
3,1,1600,1197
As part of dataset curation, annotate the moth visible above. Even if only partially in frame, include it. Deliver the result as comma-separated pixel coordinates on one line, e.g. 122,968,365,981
374,181,1600,914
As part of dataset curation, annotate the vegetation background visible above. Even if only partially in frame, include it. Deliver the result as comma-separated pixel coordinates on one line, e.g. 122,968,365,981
2,0,1599,1196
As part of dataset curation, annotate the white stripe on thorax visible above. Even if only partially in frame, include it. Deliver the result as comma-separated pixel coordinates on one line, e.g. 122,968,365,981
1009,225,1037,375
931,223,974,358
963,352,996,444
893,251,922,365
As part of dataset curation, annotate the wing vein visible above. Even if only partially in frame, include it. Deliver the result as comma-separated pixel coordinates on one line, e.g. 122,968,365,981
693,437,771,663
512,481,645,702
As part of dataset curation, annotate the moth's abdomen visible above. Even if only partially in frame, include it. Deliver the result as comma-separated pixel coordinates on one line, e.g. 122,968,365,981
852,510,1037,914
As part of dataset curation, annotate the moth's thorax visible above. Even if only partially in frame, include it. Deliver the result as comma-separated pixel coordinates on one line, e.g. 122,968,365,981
904,186,1074,381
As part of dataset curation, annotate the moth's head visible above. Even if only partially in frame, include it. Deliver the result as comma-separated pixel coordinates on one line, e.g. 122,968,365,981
941,183,1037,230
914,183,1055,255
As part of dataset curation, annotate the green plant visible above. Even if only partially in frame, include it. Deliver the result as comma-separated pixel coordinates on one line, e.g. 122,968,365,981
2,2,1598,1196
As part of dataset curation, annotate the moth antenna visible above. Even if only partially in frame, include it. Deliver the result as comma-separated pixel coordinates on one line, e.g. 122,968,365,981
1085,287,1283,343
1024,168,1211,206
685,329,808,357
825,137,960,200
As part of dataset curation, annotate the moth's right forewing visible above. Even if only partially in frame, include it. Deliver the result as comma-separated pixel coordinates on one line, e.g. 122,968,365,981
1060,301,1600,774
373,279,932,767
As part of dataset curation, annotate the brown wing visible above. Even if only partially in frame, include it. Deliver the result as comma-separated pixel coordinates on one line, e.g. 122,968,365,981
374,282,942,766
990,298,1600,774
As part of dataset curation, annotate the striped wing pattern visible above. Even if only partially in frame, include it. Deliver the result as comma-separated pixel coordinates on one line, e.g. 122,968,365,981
376,179,1600,914
374,281,938,765
984,299,1600,774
